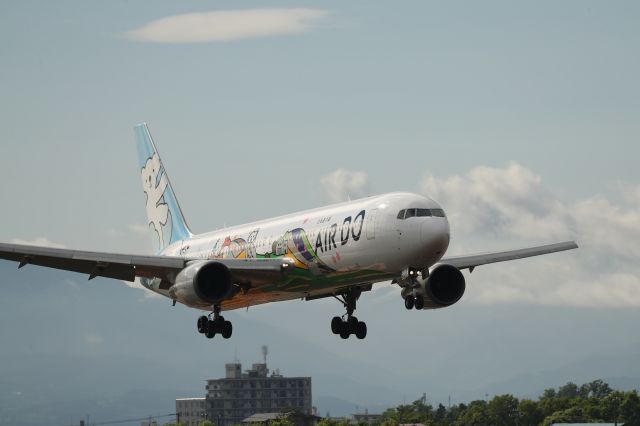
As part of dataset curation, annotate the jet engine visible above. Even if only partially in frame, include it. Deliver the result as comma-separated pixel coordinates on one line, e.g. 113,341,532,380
169,261,235,307
401,264,466,309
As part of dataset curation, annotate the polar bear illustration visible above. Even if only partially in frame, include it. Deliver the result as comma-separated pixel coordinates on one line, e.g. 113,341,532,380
141,153,172,250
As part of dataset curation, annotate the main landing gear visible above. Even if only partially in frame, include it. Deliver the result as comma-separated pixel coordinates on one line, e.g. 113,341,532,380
331,288,367,340
197,305,232,340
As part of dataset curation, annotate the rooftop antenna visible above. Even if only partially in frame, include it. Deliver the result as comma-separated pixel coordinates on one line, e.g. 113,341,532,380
262,345,268,365
234,347,239,363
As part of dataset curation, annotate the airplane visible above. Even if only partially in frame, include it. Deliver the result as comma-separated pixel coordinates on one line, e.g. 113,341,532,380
0,123,578,340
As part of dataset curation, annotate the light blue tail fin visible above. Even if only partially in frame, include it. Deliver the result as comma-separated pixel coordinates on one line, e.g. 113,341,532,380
134,123,192,254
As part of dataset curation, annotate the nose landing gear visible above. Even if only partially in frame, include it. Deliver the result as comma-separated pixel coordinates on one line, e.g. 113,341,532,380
330,288,367,339
402,267,426,310
196,304,233,340
404,294,425,310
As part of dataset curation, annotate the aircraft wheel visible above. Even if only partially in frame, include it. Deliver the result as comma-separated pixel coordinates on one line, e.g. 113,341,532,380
197,316,208,334
347,316,358,329
331,316,342,334
221,321,233,339
340,329,350,339
205,321,216,339
405,295,415,310
414,295,425,310
355,321,367,339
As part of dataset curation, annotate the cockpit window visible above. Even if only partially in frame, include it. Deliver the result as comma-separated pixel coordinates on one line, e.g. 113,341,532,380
398,208,445,219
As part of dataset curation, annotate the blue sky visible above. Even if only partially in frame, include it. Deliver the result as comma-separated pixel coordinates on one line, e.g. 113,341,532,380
1,1,639,421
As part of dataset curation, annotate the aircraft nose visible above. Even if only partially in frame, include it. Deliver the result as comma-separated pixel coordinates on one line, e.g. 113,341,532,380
420,217,450,256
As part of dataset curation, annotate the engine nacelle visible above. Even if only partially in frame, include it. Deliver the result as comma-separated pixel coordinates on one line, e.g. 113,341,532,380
169,261,235,307
402,264,466,309
424,264,465,306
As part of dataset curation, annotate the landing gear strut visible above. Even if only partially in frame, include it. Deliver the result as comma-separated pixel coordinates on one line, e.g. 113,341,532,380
331,288,367,339
197,304,233,340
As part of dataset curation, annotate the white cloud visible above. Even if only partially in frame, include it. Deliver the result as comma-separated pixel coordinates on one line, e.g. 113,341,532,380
10,237,66,249
420,162,640,307
320,169,370,203
125,8,330,44
128,223,149,235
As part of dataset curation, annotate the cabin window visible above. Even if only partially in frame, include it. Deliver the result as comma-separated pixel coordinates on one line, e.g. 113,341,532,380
431,208,446,217
397,209,405,219
405,208,416,218
416,208,431,217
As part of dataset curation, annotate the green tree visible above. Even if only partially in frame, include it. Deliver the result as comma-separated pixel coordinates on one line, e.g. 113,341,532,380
487,394,519,426
434,403,447,422
317,419,351,426
581,396,605,421
541,406,585,426
557,382,579,399
379,396,434,425
601,391,625,423
518,399,543,426
268,418,294,426
538,390,570,418
541,388,556,399
445,403,467,424
455,400,490,426
581,379,613,398
620,390,640,426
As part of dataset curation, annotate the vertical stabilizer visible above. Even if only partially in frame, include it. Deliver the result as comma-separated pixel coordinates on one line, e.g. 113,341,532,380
134,123,192,254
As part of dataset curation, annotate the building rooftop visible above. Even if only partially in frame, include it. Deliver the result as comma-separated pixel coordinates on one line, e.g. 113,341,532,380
242,412,321,424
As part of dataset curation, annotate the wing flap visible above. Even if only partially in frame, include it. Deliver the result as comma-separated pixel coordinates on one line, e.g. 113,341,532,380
439,241,578,271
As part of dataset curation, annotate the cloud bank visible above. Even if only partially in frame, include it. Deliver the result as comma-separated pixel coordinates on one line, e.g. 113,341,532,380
10,237,66,249
126,8,330,43
321,169,370,203
420,162,640,307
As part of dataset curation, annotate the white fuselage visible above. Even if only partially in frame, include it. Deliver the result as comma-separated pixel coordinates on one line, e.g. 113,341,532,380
143,192,450,309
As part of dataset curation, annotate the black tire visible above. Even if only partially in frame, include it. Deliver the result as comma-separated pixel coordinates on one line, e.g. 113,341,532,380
205,321,216,339
197,316,208,333
355,321,367,339
331,317,342,334
340,330,350,339
221,321,233,339
405,295,415,310
347,316,358,330
414,295,425,310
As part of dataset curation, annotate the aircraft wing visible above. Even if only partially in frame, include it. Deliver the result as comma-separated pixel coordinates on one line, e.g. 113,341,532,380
438,241,578,271
0,242,289,283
